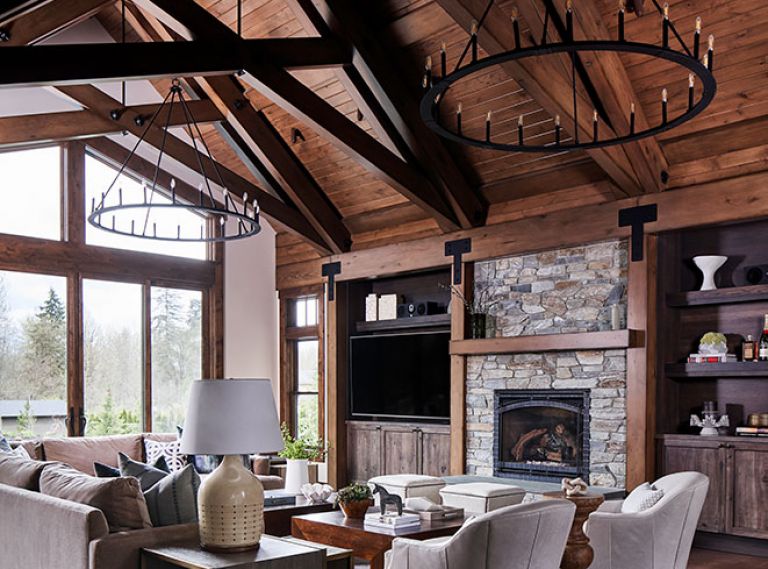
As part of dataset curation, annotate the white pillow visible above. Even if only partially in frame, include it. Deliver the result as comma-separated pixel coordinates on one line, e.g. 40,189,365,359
621,482,664,513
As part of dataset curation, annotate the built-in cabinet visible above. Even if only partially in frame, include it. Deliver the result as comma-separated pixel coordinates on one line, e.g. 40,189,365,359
347,420,450,482
660,435,768,539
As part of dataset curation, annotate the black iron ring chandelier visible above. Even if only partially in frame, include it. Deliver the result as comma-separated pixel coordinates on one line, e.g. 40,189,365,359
88,80,261,242
419,0,717,153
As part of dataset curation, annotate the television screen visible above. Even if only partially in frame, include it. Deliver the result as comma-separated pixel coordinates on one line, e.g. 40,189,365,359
349,331,450,421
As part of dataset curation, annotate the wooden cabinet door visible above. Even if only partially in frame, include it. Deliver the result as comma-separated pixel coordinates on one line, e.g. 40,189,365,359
727,441,768,539
347,422,382,483
662,440,726,533
381,425,418,475
420,426,451,477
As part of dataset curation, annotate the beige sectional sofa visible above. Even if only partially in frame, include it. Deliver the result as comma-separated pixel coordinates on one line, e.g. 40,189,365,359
0,433,283,569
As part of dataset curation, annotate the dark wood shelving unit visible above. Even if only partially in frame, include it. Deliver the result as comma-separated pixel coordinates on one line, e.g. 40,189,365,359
664,362,768,379
354,313,450,333
667,284,768,307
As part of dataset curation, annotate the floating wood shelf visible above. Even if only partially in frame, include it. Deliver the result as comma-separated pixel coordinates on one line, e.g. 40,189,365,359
664,362,768,378
666,284,768,307
450,329,644,356
355,313,450,333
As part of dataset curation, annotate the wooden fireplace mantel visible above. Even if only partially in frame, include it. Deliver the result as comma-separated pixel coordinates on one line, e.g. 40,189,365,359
450,329,645,356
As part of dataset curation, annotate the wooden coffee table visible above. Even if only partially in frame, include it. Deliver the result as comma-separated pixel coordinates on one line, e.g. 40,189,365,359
543,491,605,569
291,510,469,569
264,496,334,537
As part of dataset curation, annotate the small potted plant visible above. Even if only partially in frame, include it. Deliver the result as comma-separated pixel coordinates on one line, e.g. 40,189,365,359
277,423,327,495
335,483,373,519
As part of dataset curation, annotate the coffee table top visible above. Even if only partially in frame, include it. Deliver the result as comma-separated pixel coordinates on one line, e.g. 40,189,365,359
292,509,469,538
142,535,324,569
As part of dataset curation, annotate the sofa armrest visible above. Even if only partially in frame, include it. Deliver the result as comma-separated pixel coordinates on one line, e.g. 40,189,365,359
584,511,655,569
251,454,271,476
595,499,623,513
89,523,198,569
385,537,452,569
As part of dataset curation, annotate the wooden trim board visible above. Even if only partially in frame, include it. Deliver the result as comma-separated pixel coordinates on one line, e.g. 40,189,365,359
451,329,643,356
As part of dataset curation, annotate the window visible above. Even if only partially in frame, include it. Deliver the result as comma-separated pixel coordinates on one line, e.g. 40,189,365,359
83,280,143,435
0,270,67,437
85,154,207,260
151,287,202,432
280,291,324,445
0,147,61,240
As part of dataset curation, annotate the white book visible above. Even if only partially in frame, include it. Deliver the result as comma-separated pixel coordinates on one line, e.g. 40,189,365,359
364,512,421,528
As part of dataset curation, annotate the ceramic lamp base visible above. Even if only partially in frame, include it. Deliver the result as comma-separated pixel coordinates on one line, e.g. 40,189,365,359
198,455,264,552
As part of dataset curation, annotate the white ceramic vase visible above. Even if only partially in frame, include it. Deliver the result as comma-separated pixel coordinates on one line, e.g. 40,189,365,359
284,459,309,495
693,255,727,291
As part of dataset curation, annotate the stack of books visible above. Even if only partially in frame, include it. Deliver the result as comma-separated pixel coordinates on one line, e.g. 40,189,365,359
687,353,737,363
364,512,421,533
735,426,768,437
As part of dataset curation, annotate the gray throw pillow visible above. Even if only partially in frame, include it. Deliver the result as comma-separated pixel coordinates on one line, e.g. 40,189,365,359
0,435,12,453
118,452,169,491
143,463,200,527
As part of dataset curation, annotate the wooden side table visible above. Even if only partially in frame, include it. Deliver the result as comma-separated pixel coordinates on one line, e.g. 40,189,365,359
141,535,324,569
543,491,605,569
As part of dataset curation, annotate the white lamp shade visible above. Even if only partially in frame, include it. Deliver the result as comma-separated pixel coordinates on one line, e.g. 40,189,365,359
180,378,283,455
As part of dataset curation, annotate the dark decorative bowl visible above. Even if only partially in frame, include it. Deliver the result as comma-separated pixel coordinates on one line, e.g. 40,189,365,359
339,498,373,519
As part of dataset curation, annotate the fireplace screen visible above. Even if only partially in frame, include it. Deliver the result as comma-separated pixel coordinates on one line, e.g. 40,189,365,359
494,390,590,482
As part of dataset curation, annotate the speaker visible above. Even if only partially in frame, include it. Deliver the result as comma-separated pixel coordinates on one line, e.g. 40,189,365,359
746,265,768,285
415,301,440,316
397,303,418,318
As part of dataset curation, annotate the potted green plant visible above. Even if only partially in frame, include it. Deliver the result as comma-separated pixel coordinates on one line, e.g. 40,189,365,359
335,483,373,519
277,423,327,495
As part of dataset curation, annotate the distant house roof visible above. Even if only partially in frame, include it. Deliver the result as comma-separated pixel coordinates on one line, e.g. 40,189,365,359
0,400,67,418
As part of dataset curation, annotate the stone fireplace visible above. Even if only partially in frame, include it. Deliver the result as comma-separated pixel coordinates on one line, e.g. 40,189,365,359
494,389,590,482
466,240,628,488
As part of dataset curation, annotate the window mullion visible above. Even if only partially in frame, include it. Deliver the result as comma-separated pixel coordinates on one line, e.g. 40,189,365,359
143,280,152,432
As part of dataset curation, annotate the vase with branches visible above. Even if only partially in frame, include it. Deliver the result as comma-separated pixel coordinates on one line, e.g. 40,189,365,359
442,281,500,338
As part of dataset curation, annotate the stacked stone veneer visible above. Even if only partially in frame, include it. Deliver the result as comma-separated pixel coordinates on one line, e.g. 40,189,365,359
466,240,629,488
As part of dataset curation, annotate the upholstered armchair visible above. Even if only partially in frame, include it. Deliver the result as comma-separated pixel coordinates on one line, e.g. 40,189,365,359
384,500,576,569
585,471,709,569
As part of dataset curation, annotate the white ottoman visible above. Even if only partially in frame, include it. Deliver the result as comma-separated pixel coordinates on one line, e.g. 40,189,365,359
368,474,445,503
439,482,526,514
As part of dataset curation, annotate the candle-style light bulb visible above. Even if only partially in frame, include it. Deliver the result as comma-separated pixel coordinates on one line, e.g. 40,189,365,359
593,109,599,141
662,88,668,103
707,34,715,70
661,88,668,124
457,102,463,134
663,2,669,19
618,0,625,41
688,74,695,110
554,114,561,145
695,16,702,33
662,2,670,47
440,41,447,77
708,34,714,50
518,114,524,145
566,0,574,41
630,102,636,134
688,74,695,88
693,16,702,59
470,20,479,61
486,110,492,142
423,55,432,88
511,7,521,49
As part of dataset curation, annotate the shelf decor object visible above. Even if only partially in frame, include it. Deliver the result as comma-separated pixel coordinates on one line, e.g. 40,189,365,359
180,379,283,552
693,255,728,291
89,80,261,242
690,401,729,435
420,0,717,153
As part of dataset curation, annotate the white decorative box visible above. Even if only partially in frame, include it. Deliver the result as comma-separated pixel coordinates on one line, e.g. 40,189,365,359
369,474,446,503
377,294,399,320
365,294,379,321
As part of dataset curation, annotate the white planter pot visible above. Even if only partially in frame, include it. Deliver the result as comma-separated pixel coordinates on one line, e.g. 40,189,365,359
693,255,728,291
284,459,309,495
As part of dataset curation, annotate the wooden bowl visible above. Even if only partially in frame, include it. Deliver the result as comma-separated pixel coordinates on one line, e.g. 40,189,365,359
339,499,373,519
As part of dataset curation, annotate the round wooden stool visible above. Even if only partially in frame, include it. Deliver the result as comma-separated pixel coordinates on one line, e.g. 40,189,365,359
543,490,605,569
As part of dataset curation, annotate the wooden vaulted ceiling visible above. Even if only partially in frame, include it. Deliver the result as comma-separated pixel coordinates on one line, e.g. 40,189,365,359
2,0,767,271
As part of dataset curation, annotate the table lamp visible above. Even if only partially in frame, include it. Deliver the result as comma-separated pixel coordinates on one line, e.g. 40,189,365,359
180,378,283,552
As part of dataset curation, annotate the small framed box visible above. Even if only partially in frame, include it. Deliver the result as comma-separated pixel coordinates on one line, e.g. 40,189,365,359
377,294,399,320
365,294,378,321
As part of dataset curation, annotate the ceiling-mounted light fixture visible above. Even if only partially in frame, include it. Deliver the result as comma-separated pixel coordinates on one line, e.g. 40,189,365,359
420,0,717,153
88,80,261,242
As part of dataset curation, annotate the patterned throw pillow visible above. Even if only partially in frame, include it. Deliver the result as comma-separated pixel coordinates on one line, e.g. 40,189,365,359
143,463,201,527
144,439,187,472
0,435,30,458
621,482,664,513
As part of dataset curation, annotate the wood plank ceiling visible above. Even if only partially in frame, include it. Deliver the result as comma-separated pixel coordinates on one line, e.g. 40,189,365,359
4,0,767,274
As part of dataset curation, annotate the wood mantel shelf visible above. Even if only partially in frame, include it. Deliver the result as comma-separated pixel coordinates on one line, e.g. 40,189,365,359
664,362,768,378
666,284,768,307
450,329,644,356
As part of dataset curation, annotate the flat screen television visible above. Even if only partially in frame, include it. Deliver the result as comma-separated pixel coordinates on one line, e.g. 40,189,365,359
349,331,450,421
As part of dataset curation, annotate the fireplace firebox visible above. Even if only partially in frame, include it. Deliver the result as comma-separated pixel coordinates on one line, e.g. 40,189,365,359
493,389,590,482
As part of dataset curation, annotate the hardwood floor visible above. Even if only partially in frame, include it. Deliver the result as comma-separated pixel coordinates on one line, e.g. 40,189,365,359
688,548,768,569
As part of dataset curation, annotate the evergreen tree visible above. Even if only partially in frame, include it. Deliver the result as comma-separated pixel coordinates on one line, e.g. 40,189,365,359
20,288,66,399
15,399,36,438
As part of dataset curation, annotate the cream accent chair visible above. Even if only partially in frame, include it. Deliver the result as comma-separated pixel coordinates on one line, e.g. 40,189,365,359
384,499,576,569
585,471,709,569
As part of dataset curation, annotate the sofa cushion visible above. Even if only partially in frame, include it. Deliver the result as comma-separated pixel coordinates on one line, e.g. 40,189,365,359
40,435,143,474
144,438,187,472
0,453,51,491
621,482,664,513
440,483,526,514
40,464,152,532
119,452,170,491
143,463,200,527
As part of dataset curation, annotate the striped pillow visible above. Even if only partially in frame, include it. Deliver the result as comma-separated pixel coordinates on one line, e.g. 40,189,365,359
143,463,200,526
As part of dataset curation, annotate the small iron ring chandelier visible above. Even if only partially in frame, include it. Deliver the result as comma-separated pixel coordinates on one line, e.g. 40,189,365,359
420,40,716,153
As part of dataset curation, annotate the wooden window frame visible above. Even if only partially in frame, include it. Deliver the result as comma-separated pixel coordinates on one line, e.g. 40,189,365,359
279,286,325,443
0,141,223,436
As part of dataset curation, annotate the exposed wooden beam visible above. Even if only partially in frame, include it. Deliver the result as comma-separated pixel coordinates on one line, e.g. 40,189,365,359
297,0,488,228
515,0,668,193
136,0,461,231
0,100,223,149
200,75,351,253
2,0,109,46
56,84,332,255
436,0,643,198
0,37,351,87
